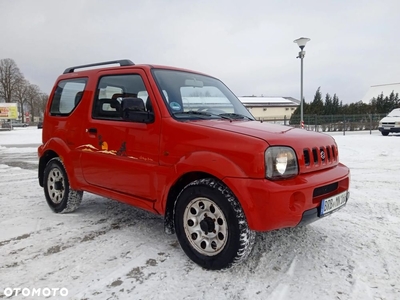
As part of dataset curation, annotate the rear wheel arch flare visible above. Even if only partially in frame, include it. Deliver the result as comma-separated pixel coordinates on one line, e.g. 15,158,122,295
39,150,58,187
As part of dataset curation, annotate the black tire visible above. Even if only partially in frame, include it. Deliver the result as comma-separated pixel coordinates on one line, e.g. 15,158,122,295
381,131,389,136
43,157,83,213
174,178,255,270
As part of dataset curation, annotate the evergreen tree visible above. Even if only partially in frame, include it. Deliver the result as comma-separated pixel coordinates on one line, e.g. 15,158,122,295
332,94,340,115
324,93,333,115
370,96,377,113
309,87,324,114
375,93,385,113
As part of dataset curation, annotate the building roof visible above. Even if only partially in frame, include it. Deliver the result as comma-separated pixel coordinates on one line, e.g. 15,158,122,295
362,83,400,104
238,96,300,107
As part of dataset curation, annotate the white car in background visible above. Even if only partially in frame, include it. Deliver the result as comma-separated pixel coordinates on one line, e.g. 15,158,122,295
378,108,400,136
1,120,29,129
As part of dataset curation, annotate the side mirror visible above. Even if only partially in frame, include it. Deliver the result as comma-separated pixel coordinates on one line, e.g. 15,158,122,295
121,97,155,124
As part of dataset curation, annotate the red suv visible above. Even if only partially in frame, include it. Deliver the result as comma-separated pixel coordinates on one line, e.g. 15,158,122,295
38,60,350,270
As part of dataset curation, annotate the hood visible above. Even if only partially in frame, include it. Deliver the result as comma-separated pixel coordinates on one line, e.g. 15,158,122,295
381,109,400,122
380,116,400,122
191,120,336,148
381,117,395,123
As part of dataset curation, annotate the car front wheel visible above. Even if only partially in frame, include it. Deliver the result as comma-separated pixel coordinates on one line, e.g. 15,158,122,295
174,178,255,270
43,157,83,213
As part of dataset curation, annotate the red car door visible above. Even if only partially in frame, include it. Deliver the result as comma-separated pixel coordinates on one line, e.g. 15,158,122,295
79,69,161,201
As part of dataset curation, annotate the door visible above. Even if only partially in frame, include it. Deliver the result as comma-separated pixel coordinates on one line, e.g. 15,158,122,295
80,70,161,201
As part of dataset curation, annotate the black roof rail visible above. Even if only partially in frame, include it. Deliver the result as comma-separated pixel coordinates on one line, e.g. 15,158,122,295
63,59,135,74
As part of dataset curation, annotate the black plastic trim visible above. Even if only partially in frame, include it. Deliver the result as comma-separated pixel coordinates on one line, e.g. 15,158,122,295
313,182,338,198
297,208,319,226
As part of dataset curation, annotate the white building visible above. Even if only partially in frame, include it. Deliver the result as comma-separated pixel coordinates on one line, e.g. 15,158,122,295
238,96,300,121
362,83,400,104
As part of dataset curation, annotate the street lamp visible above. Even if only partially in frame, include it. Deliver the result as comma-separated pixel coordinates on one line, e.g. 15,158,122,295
294,37,310,129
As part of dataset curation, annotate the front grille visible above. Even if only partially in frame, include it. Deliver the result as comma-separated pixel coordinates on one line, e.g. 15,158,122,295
303,144,337,166
382,122,395,126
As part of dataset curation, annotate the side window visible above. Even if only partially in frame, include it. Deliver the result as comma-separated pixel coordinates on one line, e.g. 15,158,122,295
50,78,87,115
93,74,151,120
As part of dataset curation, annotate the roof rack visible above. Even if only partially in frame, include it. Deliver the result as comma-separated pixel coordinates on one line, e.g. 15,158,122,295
63,59,135,74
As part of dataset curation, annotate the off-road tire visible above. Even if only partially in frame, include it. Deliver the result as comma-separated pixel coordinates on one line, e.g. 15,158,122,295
43,157,83,213
174,178,255,270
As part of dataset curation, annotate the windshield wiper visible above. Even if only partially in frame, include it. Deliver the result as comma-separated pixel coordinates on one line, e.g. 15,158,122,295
219,113,253,120
174,110,233,120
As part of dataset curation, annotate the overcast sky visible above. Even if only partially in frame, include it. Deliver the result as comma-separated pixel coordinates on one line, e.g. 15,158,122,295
1,0,399,104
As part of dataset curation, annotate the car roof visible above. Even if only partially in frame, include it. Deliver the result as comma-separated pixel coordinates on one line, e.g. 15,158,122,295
59,61,209,79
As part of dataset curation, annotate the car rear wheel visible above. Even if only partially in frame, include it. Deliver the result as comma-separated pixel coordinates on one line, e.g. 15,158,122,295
43,157,83,213
174,178,255,270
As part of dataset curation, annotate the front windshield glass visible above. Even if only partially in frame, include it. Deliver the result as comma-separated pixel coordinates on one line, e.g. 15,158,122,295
387,109,400,117
152,69,255,121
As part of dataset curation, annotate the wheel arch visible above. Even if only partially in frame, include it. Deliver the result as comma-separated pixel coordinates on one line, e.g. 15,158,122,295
163,171,218,235
161,151,250,235
38,138,76,188
38,150,58,187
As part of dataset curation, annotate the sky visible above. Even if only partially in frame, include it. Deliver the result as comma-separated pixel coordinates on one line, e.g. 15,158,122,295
0,0,399,104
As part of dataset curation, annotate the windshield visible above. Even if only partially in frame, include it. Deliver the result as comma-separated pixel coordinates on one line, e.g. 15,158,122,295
387,109,400,117
152,69,255,121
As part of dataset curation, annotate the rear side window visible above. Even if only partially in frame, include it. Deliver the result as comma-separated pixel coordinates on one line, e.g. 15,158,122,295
50,78,87,115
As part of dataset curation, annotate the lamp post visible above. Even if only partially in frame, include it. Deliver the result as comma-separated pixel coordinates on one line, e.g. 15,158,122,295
294,37,310,129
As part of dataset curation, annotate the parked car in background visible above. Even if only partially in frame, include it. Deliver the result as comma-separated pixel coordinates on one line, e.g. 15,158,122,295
37,122,43,129
1,120,30,129
378,108,400,136
3,120,29,128
1,122,11,129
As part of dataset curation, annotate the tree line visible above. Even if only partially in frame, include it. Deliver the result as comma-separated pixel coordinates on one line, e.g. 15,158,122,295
291,87,399,118
0,58,48,123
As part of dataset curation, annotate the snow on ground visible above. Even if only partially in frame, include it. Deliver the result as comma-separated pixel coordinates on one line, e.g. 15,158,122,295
0,127,399,300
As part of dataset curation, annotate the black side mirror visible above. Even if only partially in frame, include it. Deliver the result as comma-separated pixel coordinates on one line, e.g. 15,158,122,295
121,97,155,124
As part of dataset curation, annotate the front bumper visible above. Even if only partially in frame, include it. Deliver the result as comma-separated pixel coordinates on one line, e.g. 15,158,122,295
378,126,400,133
223,163,350,232
297,190,350,226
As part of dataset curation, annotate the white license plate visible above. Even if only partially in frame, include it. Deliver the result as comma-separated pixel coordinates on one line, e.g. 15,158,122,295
384,127,391,130
320,191,348,216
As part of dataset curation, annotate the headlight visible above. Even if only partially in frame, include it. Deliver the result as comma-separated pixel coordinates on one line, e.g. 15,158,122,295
265,146,298,180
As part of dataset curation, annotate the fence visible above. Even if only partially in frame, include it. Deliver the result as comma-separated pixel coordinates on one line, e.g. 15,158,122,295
256,114,387,133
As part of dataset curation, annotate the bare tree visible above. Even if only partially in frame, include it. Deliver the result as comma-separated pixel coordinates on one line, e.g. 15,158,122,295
14,79,30,122
26,84,41,122
38,93,48,120
1,58,48,121
0,58,23,103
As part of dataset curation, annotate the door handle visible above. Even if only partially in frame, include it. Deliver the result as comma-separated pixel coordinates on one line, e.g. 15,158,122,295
86,128,97,134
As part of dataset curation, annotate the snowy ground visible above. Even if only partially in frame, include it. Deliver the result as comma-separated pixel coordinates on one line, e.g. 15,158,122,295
0,127,399,300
